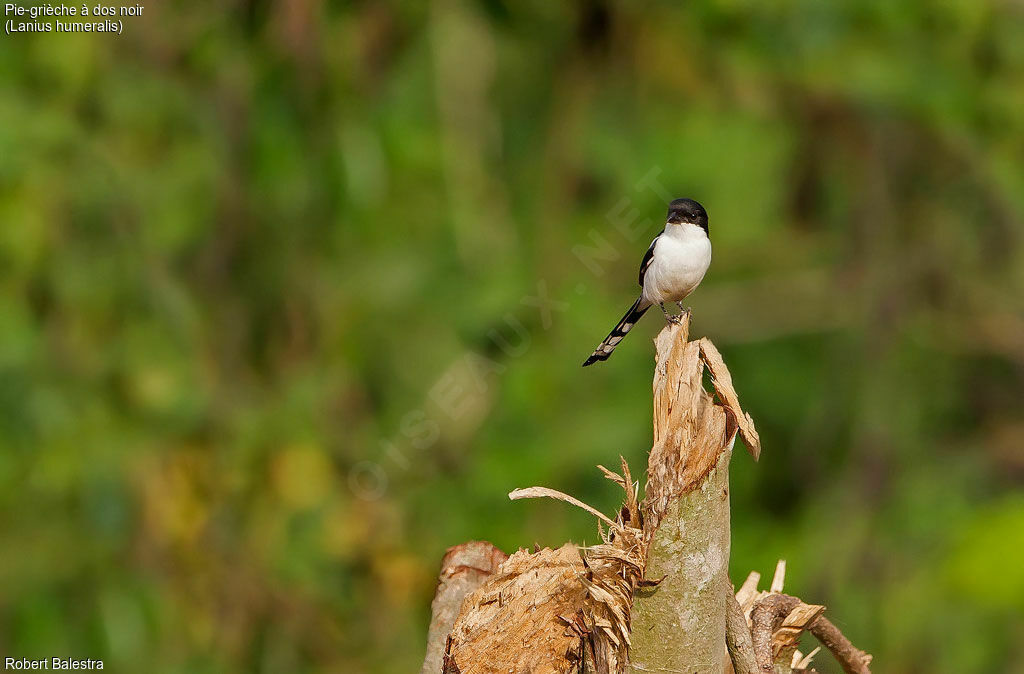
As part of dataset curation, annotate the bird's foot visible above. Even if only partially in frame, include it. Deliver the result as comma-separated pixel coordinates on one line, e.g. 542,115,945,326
661,302,687,324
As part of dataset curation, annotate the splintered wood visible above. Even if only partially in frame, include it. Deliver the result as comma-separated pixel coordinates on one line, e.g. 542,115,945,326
630,319,761,673
421,542,509,674
698,339,761,461
734,561,873,674
442,545,589,674
446,459,647,674
436,318,765,674
427,318,875,674
644,322,761,533
739,561,824,672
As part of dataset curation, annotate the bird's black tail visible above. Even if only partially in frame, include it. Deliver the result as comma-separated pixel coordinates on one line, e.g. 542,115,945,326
582,297,651,366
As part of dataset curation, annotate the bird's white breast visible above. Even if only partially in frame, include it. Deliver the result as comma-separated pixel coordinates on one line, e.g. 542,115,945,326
642,226,711,304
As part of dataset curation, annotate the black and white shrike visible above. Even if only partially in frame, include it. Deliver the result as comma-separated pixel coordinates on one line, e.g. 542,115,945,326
583,198,711,367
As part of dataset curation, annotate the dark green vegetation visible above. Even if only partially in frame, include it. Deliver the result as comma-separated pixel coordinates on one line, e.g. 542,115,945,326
1,2,1023,672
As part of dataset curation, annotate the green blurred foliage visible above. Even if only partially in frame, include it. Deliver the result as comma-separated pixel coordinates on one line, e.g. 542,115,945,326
1,1,1023,672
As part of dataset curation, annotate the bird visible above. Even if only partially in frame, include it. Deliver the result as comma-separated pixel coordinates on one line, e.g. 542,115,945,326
582,198,711,367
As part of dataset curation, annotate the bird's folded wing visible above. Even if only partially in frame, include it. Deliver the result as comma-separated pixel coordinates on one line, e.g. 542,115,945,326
638,235,660,286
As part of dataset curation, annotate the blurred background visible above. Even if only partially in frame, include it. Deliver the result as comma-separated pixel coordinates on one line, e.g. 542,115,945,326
2,1,1023,672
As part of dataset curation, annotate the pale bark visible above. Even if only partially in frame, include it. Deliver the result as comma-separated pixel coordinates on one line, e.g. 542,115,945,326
629,444,733,672
726,591,758,674
420,541,507,674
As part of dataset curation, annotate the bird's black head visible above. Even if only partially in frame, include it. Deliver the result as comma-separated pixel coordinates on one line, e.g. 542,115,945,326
666,198,709,234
